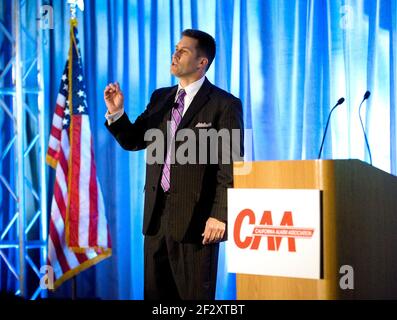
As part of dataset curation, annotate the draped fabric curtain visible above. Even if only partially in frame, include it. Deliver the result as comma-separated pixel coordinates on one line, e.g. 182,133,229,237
38,0,397,299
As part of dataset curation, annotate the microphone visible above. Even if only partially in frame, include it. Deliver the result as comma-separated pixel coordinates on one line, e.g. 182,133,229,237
318,97,345,159
358,91,372,165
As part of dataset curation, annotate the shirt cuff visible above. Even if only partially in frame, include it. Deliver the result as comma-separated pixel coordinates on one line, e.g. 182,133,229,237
105,108,124,125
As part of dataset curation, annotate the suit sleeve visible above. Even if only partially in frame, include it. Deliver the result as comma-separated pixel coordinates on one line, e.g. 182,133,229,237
210,98,244,221
105,90,160,151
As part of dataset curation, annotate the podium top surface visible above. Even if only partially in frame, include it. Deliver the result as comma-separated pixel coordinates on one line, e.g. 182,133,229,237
233,159,397,190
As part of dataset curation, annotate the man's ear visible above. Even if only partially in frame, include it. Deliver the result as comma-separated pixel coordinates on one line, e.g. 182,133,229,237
198,57,208,70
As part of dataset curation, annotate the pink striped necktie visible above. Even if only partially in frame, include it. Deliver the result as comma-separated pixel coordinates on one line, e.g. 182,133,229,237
160,89,186,192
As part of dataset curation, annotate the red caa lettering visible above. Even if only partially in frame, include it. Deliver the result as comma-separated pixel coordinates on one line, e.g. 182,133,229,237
233,209,255,248
233,210,296,252
272,211,295,252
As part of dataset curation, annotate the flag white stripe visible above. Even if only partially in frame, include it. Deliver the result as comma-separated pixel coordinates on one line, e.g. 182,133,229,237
85,248,97,260
50,196,64,231
51,202,66,241
56,94,66,107
47,238,63,279
54,134,69,200
55,167,68,202
52,113,64,130
50,202,80,269
61,130,70,159
49,135,61,151
97,181,107,247
78,116,91,248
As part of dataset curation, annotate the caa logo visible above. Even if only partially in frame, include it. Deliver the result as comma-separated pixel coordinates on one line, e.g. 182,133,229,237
233,210,315,252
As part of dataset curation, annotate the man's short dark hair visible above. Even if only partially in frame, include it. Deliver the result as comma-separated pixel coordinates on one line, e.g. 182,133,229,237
182,29,216,71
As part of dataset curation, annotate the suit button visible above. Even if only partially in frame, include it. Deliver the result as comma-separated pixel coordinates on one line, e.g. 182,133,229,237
152,186,156,191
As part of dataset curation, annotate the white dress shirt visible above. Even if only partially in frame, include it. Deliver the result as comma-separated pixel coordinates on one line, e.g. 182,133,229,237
105,76,206,125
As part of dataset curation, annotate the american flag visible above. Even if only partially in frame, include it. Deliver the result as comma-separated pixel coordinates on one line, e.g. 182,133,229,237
46,20,111,289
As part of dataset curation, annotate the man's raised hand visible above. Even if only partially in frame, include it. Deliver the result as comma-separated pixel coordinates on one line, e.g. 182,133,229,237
104,82,124,114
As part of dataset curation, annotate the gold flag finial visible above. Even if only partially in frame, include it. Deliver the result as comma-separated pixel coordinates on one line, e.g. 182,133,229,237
67,0,84,20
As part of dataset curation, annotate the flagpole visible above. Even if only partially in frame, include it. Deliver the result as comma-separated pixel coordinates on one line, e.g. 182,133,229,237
46,0,111,293
71,276,77,300
69,1,77,20
68,1,77,301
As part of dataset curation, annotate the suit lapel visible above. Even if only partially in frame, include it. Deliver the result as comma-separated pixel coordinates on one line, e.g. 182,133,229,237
159,86,178,113
158,86,178,133
178,78,212,130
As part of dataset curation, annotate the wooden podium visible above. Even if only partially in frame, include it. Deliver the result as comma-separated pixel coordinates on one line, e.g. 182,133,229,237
233,160,397,299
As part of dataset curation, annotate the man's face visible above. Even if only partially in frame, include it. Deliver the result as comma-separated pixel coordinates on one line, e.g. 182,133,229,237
170,36,204,78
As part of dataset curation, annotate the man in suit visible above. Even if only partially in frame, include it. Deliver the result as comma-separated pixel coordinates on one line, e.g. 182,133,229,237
104,29,243,300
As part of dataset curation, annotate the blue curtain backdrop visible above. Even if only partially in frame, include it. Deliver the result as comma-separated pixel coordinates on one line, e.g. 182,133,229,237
32,0,397,299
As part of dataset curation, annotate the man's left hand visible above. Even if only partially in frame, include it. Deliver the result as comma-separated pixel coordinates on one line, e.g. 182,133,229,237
201,217,226,245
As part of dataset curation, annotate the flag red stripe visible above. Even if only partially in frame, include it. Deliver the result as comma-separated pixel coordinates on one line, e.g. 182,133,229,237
47,147,58,159
54,182,67,219
55,104,65,118
49,219,70,274
69,116,82,247
89,142,99,247
107,225,112,247
58,147,69,180
51,126,62,140
74,252,89,264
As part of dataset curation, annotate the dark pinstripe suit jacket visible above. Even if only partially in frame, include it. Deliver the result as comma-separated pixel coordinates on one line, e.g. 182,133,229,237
106,78,244,243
